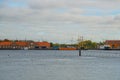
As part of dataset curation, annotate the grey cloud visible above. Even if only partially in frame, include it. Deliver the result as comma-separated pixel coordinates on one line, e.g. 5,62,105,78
27,0,66,9
26,0,120,10
114,15,120,21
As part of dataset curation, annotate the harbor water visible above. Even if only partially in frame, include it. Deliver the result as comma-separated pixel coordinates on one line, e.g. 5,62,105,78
0,50,120,80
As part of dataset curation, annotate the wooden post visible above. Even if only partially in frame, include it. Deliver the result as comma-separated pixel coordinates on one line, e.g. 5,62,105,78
79,49,81,56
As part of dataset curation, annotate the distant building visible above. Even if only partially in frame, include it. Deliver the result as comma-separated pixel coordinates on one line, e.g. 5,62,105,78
99,45,110,50
0,40,51,50
0,41,13,49
14,41,29,49
0,41,33,49
105,40,120,49
35,41,51,49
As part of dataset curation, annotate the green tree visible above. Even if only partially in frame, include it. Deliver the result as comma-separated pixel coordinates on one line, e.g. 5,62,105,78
78,40,97,49
60,44,67,47
50,42,53,47
4,39,11,42
52,43,60,47
98,41,105,45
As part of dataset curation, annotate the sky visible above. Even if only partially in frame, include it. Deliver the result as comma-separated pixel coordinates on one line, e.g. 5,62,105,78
0,0,120,43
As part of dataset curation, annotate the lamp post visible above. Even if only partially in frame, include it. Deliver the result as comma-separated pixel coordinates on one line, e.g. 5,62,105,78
77,36,83,56
79,48,81,56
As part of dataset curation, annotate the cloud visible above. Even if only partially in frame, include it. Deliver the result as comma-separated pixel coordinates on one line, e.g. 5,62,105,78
26,0,120,10
0,0,120,43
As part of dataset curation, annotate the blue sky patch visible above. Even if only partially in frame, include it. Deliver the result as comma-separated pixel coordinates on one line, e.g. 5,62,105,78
81,7,103,16
54,8,68,13
110,10,120,15
7,1,27,7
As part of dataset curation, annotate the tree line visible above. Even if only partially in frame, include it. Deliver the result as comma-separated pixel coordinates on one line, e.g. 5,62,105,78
51,40,104,50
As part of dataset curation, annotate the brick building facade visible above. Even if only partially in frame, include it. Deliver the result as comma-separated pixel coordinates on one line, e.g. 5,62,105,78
105,40,120,49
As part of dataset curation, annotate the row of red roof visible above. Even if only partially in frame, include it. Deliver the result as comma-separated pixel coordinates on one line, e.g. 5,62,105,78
105,40,120,44
0,41,50,47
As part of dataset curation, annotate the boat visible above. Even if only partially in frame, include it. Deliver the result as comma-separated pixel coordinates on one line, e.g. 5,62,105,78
59,47,77,50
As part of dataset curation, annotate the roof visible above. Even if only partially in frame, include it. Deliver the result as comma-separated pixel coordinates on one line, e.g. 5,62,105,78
106,40,120,42
15,41,28,46
105,40,120,44
0,41,13,46
35,42,50,47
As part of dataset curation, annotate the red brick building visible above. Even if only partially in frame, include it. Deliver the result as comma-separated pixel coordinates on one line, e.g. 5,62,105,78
35,41,51,49
105,40,120,49
0,41,13,49
0,41,36,49
0,40,51,49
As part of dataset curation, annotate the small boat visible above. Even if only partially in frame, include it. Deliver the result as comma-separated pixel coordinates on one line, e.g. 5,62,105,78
24,47,28,50
59,47,77,50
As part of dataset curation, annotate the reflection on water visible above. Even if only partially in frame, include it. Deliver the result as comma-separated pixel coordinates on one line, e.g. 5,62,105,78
0,50,120,80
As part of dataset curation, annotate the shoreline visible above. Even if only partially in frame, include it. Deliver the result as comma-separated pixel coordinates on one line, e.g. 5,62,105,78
0,48,120,50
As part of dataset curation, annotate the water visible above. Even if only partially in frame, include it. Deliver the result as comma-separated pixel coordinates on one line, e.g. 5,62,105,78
0,50,120,80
